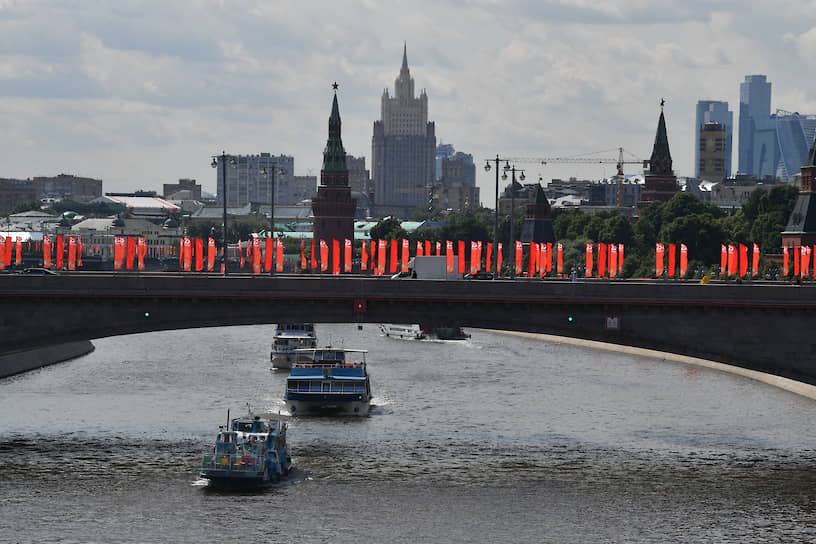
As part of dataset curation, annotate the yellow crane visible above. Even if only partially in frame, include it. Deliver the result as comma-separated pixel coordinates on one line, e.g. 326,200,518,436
504,147,647,207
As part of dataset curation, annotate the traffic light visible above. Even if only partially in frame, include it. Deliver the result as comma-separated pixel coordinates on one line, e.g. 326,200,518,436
353,299,366,313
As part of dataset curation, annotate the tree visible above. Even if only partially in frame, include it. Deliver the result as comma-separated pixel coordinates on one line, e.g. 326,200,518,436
369,217,407,241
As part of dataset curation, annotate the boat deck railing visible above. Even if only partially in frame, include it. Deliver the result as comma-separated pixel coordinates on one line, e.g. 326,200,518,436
201,453,265,472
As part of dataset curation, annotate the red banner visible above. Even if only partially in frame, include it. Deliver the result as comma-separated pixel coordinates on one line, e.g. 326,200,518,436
618,243,624,276
238,240,245,269
113,236,125,270
361,240,368,271
320,239,329,271
194,238,203,271
56,235,64,270
332,239,340,275
515,241,523,276
486,242,492,273
67,237,76,270
207,238,215,271
436,241,441,256
446,240,454,273
557,242,564,276
181,237,191,272
752,243,760,277
276,239,284,272
458,241,465,276
311,240,317,270
264,238,273,272
783,246,789,276
727,245,736,277
424,240,431,256
794,245,800,277
585,243,593,277
416,241,423,257
721,244,727,276
387,239,396,274
802,245,809,278
667,243,676,278
497,243,502,276
529,243,538,278
251,238,261,274
300,240,307,270
540,243,547,277
739,244,748,278
344,238,352,273
138,237,147,271
610,244,618,278
377,239,386,275
679,243,688,278
401,238,409,273
43,235,52,269
655,243,664,277
598,243,607,277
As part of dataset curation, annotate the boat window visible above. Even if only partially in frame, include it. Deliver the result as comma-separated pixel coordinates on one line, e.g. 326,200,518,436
342,383,355,393
310,382,321,392
355,384,365,393
287,381,297,391
331,382,342,392
298,381,309,392
322,382,331,392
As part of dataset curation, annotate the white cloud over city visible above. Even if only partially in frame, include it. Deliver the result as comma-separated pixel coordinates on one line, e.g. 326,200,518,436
1,0,815,203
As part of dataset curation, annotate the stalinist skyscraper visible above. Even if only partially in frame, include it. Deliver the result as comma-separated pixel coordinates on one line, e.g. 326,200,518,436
371,44,436,217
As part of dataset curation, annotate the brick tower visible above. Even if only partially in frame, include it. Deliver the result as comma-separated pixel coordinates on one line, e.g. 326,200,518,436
781,136,816,248
638,100,678,213
312,83,357,272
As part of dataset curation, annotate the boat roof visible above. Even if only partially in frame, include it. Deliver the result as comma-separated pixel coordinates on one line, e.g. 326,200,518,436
288,367,367,379
294,348,368,353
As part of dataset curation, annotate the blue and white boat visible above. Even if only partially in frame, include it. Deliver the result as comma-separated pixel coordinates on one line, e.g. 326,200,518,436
284,348,371,416
270,323,317,370
200,411,292,489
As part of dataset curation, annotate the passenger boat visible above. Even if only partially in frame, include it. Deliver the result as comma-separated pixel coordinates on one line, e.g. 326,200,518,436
200,410,292,489
270,323,317,370
379,323,425,340
284,348,371,416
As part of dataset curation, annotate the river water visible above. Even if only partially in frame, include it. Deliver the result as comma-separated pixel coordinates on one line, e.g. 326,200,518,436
2,324,816,543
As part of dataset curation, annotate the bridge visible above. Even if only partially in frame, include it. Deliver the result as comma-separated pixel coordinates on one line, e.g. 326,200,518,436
1,273,815,384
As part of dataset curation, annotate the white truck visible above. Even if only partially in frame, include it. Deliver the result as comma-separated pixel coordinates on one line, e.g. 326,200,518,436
392,256,460,279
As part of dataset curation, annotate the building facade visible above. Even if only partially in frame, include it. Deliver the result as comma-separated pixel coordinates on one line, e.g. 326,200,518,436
163,178,202,200
215,153,294,209
775,110,816,181
371,45,436,218
32,174,103,203
695,100,732,178
0,178,37,214
782,136,816,247
699,122,727,183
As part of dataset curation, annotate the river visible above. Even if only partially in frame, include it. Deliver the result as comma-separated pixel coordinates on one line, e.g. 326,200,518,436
1,324,816,543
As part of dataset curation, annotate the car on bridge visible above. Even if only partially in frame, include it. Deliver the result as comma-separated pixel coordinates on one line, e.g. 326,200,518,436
21,268,57,276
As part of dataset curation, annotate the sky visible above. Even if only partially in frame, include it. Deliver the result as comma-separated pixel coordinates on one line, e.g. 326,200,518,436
2,0,816,206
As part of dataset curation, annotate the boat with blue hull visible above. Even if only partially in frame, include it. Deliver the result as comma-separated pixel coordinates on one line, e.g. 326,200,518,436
285,348,371,416
271,323,317,370
200,411,291,489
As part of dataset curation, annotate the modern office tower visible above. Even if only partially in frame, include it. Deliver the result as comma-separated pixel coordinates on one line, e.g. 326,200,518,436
638,103,677,213
372,44,436,217
312,85,356,271
738,75,772,176
775,110,816,180
346,155,370,197
699,122,727,182
433,151,478,212
695,100,732,178
215,153,294,209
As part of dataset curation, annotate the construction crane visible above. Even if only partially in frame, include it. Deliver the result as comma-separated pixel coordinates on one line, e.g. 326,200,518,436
504,147,647,207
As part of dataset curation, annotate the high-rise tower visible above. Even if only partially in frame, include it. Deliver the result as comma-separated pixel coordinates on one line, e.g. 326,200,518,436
312,83,357,271
738,75,773,177
371,44,436,217
695,100,732,178
638,100,677,212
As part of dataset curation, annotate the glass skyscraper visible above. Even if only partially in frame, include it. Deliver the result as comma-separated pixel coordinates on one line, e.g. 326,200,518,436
695,100,733,178
738,75,772,176
776,111,816,180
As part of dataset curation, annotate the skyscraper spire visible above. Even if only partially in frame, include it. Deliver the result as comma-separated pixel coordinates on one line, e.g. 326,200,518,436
649,101,673,176
401,42,408,74
322,82,347,174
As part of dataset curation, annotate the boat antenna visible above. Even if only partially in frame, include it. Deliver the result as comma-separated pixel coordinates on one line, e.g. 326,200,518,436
226,408,230,430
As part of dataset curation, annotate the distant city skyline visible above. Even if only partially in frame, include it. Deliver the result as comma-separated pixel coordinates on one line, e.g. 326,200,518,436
1,1,816,207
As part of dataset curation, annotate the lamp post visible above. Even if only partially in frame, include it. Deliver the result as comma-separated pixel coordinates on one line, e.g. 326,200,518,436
211,151,236,276
484,155,510,279
260,164,285,275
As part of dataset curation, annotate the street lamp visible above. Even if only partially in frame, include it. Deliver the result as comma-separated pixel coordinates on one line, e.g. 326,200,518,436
211,151,237,276
484,155,510,279
260,164,285,275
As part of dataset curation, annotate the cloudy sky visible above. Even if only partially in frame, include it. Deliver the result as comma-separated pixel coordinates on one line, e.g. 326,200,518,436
2,0,815,205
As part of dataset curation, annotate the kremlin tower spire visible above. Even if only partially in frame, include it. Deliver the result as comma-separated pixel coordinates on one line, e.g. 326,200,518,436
312,82,357,272
637,99,678,213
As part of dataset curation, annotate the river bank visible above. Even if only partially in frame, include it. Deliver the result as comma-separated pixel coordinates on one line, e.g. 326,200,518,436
0,340,95,379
